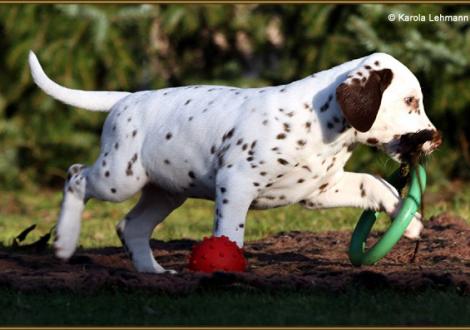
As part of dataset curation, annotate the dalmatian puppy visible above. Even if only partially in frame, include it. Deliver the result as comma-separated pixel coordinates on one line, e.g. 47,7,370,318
29,51,441,273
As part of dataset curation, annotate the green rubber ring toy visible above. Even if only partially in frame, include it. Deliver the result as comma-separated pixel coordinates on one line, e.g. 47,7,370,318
348,164,426,266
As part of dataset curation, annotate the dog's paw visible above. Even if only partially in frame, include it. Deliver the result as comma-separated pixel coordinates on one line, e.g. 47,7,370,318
134,262,177,274
404,213,423,240
54,240,75,261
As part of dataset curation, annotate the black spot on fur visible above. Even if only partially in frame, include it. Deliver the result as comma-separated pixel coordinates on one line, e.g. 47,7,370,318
132,130,137,137
302,165,311,172
166,133,172,140
111,188,117,194
360,183,366,197
188,171,196,179
367,137,379,144
277,158,289,165
283,123,290,133
185,99,191,105
223,128,235,141
320,103,329,112
126,163,133,176
277,133,286,139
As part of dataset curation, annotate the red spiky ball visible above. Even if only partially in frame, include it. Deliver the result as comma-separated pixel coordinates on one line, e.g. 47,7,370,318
188,235,247,273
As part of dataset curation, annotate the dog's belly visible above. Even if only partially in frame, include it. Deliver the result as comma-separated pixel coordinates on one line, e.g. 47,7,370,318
143,147,217,198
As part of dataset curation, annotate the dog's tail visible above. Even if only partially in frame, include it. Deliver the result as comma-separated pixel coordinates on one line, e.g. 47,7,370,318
29,51,131,112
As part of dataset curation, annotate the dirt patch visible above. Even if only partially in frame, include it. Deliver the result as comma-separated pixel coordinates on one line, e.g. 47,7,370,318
0,212,469,294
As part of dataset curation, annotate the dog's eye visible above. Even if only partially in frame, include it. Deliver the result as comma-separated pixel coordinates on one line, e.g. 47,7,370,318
404,96,415,106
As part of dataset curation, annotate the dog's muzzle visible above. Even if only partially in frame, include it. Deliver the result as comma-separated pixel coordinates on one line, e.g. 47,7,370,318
397,129,442,162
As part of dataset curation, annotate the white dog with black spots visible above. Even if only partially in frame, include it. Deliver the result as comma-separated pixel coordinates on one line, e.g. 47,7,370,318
29,51,441,273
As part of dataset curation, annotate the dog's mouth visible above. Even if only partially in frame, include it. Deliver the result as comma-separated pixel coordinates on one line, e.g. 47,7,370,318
384,129,442,163
391,129,442,163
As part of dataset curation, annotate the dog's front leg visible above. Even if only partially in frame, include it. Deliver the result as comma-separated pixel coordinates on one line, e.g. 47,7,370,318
213,169,259,248
302,172,423,239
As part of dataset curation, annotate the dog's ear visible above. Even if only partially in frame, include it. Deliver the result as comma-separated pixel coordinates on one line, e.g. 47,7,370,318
336,69,393,132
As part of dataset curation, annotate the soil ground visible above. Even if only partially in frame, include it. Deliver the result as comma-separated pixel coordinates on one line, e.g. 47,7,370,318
0,212,469,294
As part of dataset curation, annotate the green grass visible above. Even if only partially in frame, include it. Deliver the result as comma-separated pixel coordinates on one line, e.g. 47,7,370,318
1,181,469,248
1,288,469,326
1,182,469,326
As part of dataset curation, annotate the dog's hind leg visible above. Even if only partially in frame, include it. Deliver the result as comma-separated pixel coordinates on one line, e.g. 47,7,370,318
54,164,88,260
116,184,186,273
55,155,148,260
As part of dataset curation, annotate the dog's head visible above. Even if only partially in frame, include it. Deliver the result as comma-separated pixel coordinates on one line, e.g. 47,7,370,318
336,53,441,162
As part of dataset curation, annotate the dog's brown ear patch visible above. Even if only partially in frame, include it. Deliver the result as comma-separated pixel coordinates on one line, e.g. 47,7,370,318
336,69,393,132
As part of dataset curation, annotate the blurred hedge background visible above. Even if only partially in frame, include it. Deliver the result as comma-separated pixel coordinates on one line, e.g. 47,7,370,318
0,4,469,190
